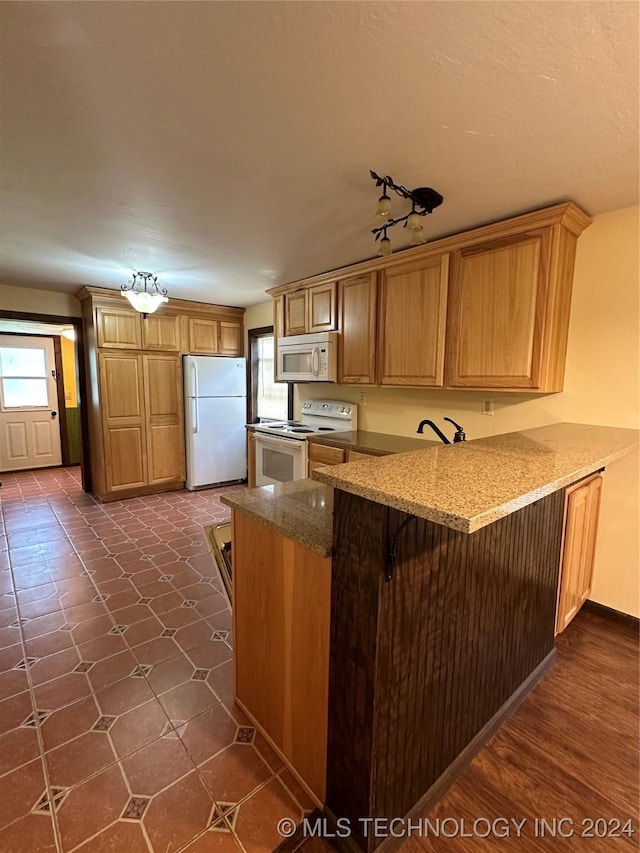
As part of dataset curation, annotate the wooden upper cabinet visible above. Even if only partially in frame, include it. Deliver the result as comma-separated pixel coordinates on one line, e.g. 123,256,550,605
267,203,590,392
218,321,243,356
446,230,551,390
284,291,307,336
98,353,147,492
284,284,337,336
143,354,185,485
378,254,449,387
338,273,377,385
307,282,337,332
556,474,603,635
142,314,181,351
96,307,142,349
188,318,219,354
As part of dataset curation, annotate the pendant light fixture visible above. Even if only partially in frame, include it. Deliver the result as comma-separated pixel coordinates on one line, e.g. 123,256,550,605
121,272,169,318
370,170,443,256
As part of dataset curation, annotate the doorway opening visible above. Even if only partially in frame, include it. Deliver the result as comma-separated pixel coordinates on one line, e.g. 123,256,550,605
0,312,91,492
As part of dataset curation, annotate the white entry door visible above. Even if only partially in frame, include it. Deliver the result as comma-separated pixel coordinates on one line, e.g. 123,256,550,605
0,335,62,472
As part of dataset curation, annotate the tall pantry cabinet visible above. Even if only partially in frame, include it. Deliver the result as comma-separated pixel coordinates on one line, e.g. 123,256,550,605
78,287,244,502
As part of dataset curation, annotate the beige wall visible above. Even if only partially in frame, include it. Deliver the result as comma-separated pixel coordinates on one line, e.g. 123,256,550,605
60,336,78,407
253,205,639,615
243,300,274,353
0,283,82,317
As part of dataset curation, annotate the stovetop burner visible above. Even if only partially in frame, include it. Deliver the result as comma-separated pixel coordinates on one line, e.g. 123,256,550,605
251,403,357,441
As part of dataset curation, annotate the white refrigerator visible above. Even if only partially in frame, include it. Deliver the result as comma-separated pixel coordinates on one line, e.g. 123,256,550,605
183,355,247,490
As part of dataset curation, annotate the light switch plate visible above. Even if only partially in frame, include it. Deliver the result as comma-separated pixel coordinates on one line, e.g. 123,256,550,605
481,398,494,416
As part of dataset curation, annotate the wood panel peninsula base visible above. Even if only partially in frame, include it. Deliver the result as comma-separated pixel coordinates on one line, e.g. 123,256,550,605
326,489,563,853
224,425,639,853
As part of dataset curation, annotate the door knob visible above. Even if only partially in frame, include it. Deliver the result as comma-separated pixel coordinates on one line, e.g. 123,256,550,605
51,411,58,419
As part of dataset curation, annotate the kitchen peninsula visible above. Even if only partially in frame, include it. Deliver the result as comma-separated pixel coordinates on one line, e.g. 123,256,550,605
222,423,639,852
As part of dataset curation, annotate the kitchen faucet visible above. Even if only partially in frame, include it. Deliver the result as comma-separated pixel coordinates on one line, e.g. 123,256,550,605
416,417,466,444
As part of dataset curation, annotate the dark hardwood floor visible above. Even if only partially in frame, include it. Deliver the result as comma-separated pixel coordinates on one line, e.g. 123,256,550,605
399,608,639,852
285,608,638,853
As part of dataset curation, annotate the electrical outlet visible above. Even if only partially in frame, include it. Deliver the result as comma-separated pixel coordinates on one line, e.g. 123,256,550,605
357,393,367,406
481,398,494,416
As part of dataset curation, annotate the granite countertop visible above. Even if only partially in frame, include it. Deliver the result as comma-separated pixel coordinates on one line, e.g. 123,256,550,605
311,423,639,534
220,479,333,557
308,430,437,455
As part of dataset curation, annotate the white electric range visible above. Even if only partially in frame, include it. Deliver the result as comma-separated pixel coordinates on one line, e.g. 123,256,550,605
252,400,358,486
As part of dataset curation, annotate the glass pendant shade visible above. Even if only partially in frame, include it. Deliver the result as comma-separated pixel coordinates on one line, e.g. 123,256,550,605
378,236,392,256
376,194,392,219
123,290,168,315
407,212,421,230
411,226,426,246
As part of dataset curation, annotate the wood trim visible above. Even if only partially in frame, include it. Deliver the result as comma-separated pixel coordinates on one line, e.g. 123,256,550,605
581,599,640,629
75,286,245,321
52,336,70,466
266,202,591,297
247,326,293,423
0,310,91,492
93,480,183,502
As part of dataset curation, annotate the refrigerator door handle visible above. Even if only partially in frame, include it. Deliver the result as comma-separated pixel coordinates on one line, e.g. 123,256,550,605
191,361,199,398
193,398,199,434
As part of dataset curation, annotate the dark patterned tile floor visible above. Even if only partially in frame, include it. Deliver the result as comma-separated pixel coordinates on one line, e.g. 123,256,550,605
0,467,306,852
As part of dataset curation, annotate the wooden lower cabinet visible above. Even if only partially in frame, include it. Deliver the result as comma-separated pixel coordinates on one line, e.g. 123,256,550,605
347,449,376,462
143,354,185,486
233,510,330,802
555,473,603,634
308,443,345,465
97,352,184,499
99,353,147,492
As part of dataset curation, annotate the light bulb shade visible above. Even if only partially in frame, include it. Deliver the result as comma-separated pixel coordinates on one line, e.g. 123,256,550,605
407,212,421,230
410,226,426,246
376,195,392,218
123,290,169,314
378,236,392,256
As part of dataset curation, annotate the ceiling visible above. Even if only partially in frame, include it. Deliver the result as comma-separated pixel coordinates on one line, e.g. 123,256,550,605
1,2,638,308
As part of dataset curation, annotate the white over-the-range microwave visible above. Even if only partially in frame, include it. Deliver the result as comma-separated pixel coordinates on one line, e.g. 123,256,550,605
276,331,338,382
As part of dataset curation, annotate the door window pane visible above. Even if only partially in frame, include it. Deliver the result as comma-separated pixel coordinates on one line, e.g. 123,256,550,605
2,378,49,408
256,336,288,420
0,347,47,377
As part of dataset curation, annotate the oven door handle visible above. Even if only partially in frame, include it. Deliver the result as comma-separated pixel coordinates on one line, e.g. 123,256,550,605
256,434,303,451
